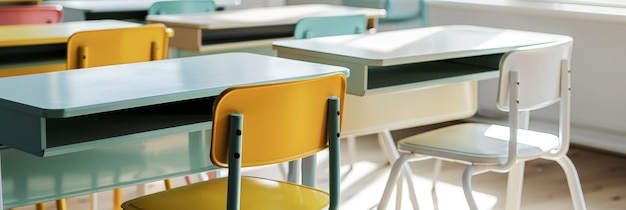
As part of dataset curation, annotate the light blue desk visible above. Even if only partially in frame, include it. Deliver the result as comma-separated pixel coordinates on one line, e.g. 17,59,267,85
0,52,349,208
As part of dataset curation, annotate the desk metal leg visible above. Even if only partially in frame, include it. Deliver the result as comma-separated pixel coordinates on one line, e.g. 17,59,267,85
302,155,316,187
0,152,3,210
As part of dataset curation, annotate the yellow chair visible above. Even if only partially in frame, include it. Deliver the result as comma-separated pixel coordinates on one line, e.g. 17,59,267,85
66,23,170,210
67,24,169,69
121,73,347,210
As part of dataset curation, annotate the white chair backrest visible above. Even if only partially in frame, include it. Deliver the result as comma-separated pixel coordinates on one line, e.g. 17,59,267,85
496,38,573,112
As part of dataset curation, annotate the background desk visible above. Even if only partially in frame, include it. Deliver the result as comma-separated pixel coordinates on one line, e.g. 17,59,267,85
0,52,349,208
0,20,142,77
273,25,571,161
44,0,241,21
147,4,386,55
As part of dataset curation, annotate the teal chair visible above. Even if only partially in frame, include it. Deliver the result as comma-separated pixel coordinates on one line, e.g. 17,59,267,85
342,0,428,29
148,0,216,15
293,14,367,39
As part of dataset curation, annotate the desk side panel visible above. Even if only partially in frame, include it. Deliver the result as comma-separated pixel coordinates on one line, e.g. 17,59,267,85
276,50,367,96
167,26,202,51
0,108,45,156
341,82,478,136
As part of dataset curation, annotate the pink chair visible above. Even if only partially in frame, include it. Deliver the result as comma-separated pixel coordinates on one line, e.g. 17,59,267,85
0,5,63,25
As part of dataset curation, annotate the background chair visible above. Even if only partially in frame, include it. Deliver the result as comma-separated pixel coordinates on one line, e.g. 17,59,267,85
66,24,170,210
0,5,63,25
147,0,216,15
341,0,428,30
293,14,366,39
66,24,169,69
378,39,586,210
121,73,347,210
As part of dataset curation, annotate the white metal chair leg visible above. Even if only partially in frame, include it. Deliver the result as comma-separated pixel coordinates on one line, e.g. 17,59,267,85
395,173,404,210
431,159,443,210
379,153,411,210
402,168,420,210
505,162,525,210
378,130,419,209
462,166,479,210
555,156,587,210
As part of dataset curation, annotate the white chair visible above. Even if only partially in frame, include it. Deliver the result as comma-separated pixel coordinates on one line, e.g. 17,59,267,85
378,38,587,210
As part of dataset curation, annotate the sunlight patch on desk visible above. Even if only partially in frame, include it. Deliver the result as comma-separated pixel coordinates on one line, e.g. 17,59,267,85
344,27,443,53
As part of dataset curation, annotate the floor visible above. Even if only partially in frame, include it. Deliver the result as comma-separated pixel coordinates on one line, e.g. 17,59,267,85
15,123,626,210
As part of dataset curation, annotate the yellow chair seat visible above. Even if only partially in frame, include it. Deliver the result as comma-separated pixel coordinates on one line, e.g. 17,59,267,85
122,176,330,210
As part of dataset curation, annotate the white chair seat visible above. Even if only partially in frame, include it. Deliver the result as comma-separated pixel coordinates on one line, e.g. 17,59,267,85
398,123,559,164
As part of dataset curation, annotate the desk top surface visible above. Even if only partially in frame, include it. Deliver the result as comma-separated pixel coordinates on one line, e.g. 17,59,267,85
272,25,572,66
0,53,348,118
44,0,240,12
0,20,141,47
146,4,386,30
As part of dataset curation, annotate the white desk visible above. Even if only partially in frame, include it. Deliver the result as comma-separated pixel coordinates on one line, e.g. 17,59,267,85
147,4,386,53
273,25,571,161
0,52,348,208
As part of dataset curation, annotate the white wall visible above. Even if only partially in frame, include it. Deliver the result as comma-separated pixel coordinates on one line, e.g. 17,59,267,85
428,0,626,154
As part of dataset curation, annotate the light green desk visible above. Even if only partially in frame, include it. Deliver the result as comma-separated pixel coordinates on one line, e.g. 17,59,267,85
0,52,349,208
0,20,154,77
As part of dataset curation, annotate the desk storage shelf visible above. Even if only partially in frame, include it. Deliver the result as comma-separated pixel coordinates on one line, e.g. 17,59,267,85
0,97,215,157
0,43,66,77
367,53,502,92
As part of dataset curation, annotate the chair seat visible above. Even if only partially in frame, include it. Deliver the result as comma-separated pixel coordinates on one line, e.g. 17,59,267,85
398,123,560,164
121,176,330,210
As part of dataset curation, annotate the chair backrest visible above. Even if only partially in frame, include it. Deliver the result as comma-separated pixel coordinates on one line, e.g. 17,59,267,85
341,0,427,24
293,14,367,39
0,5,63,25
66,24,169,69
496,38,573,112
147,0,216,15
210,73,347,168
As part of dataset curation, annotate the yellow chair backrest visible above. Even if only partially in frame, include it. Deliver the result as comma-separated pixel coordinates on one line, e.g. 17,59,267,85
66,24,169,69
210,73,347,168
